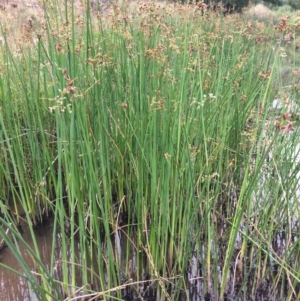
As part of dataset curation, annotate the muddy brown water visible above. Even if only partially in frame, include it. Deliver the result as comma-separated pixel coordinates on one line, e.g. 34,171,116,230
0,219,55,301
0,217,153,301
0,216,295,301
0,216,97,301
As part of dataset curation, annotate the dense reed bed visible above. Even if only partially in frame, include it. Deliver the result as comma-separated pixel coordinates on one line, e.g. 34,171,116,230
0,1,300,300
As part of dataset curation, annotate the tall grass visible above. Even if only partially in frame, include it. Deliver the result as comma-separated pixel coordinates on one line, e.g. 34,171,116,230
0,1,300,300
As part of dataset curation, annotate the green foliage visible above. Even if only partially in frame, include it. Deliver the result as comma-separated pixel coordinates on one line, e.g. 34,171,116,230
202,0,300,10
201,0,249,11
263,0,282,6
259,0,300,9
0,1,300,300
288,0,300,9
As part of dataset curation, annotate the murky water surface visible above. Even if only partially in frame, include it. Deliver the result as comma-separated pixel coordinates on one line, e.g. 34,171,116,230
0,218,297,301
0,219,55,301
0,216,100,300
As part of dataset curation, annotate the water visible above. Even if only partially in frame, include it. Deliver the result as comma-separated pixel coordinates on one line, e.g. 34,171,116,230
1,215,299,300
0,219,55,301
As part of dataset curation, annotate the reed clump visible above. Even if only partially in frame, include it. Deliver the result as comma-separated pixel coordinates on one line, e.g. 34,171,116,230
0,1,300,300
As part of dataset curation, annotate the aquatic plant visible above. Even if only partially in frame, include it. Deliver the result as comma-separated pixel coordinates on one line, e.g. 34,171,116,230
0,1,300,300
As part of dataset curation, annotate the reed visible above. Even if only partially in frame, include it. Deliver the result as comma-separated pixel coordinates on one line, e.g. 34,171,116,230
0,1,299,300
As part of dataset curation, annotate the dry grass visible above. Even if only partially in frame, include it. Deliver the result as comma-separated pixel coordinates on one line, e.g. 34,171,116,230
0,0,296,50
0,0,43,49
246,4,274,19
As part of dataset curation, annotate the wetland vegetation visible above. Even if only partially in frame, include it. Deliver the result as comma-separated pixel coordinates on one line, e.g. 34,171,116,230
0,0,300,300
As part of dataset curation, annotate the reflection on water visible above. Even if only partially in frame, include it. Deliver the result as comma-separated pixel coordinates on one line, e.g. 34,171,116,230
0,214,299,300
0,217,100,300
0,220,56,301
